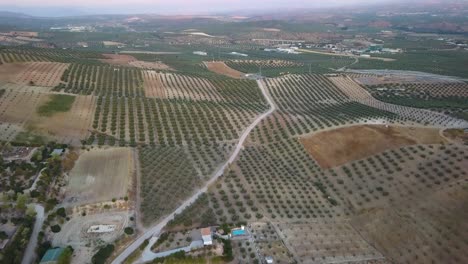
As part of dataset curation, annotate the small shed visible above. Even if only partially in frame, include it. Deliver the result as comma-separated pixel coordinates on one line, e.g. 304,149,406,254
51,149,64,156
201,227,213,246
265,256,274,263
40,248,65,264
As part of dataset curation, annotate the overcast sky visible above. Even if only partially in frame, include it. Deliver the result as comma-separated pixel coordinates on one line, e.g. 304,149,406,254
1,0,405,15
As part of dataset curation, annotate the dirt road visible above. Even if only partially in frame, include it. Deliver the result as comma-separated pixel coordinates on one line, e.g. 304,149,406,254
22,204,45,264
111,79,276,264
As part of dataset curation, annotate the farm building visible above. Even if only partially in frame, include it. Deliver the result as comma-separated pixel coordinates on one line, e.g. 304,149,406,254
51,149,64,156
40,247,65,264
200,227,213,246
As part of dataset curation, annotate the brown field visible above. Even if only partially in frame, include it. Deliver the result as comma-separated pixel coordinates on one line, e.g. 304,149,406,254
0,62,69,87
100,53,137,65
27,95,96,145
204,61,244,79
100,53,173,70
300,125,446,168
0,84,48,141
65,148,134,206
142,70,166,98
351,181,468,264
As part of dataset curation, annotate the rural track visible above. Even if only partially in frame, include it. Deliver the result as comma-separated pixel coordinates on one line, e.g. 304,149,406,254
112,79,276,264
22,204,45,264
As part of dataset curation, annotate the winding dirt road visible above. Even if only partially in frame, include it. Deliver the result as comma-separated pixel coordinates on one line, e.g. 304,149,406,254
111,79,276,264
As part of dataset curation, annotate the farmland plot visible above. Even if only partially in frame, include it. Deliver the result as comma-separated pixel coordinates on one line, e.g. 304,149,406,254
329,76,468,127
65,148,134,206
351,181,468,264
13,62,69,87
276,221,385,264
300,125,446,168
204,61,245,79
263,74,398,136
0,62,69,87
27,95,96,145
100,53,173,70
0,83,48,141
363,82,468,109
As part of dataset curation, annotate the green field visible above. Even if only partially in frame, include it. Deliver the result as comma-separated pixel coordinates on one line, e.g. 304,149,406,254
37,94,76,117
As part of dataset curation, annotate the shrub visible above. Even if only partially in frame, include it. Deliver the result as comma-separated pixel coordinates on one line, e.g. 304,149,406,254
124,227,134,235
51,225,61,233
91,244,115,264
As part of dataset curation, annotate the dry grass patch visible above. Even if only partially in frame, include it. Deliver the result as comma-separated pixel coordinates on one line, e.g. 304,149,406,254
300,125,446,168
65,147,133,206
204,61,244,79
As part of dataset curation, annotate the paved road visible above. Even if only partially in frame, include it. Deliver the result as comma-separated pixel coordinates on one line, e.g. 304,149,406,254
140,240,204,262
22,204,45,264
111,79,276,264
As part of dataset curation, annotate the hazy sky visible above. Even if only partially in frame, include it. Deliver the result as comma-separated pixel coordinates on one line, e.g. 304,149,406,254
1,0,400,15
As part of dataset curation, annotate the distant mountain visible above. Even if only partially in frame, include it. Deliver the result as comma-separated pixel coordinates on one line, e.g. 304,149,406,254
0,6,89,17
0,11,32,18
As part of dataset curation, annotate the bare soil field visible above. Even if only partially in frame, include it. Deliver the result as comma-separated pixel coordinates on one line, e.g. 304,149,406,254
100,53,173,70
100,53,137,65
351,181,468,264
300,125,446,168
204,61,244,79
142,70,166,98
65,148,134,206
27,95,96,145
0,62,69,87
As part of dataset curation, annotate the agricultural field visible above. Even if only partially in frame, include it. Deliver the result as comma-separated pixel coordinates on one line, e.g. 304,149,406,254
0,83,48,142
225,59,306,77
363,81,468,109
65,147,134,206
27,94,95,145
204,61,245,79
0,62,69,87
1,7,468,264
100,53,173,70
300,125,446,168
328,75,468,127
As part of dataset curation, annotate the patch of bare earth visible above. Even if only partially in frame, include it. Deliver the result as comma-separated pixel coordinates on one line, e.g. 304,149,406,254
100,53,173,70
100,53,137,65
299,125,446,168
351,182,468,263
204,61,244,79
65,147,133,206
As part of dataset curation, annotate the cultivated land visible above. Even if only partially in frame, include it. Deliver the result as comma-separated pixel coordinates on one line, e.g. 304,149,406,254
27,95,96,145
65,148,133,206
1,6,468,264
0,62,69,87
204,61,245,78
300,125,447,168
